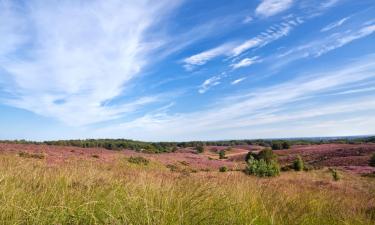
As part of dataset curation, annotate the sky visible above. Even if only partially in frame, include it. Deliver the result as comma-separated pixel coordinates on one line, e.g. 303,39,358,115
0,0,375,141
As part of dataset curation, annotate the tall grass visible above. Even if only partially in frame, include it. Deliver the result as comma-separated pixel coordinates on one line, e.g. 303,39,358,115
0,155,374,225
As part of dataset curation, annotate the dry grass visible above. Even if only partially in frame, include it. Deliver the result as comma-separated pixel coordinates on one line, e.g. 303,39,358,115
0,154,374,225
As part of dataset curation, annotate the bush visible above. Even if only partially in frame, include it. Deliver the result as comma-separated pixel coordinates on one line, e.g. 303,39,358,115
18,151,45,159
196,146,204,153
219,166,228,172
370,153,375,167
272,142,282,150
293,155,304,171
246,156,280,177
282,141,291,149
257,148,276,163
219,150,226,159
330,168,341,181
128,156,149,165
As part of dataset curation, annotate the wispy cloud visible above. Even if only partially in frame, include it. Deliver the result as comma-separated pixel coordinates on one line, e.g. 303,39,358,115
183,43,235,70
231,77,246,85
231,57,261,69
255,0,294,17
243,16,253,24
198,75,223,94
321,16,350,32
0,0,181,126
278,21,375,61
98,55,375,140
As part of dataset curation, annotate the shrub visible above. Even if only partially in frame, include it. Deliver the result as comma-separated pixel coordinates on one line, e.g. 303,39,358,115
272,142,282,150
18,151,45,159
330,169,341,181
257,148,276,163
246,156,280,177
293,155,304,171
219,166,228,172
128,156,149,165
91,154,100,158
219,150,226,159
370,153,375,167
196,146,204,153
282,141,291,149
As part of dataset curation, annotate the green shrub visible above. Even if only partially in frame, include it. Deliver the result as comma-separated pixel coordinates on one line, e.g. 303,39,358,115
196,146,204,153
18,151,45,159
257,148,276,163
246,156,280,177
219,166,228,172
128,156,149,165
370,153,375,167
282,141,291,149
219,150,226,159
293,155,304,171
330,169,341,181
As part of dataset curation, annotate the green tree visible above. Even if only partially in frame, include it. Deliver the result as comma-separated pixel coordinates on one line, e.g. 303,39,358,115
282,141,291,149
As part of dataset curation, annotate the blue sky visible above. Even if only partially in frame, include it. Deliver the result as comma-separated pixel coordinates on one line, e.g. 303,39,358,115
0,0,375,141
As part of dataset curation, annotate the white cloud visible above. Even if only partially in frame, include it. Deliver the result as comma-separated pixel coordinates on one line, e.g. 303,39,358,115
183,43,234,70
255,0,294,17
320,0,340,9
243,16,253,24
231,57,261,69
321,16,350,32
198,75,222,94
0,0,180,126
231,77,246,85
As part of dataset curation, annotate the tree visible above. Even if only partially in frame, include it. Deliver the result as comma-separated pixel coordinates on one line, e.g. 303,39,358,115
293,155,304,171
246,156,280,177
219,150,226,159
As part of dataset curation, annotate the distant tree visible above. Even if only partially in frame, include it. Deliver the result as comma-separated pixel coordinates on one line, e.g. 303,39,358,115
293,155,304,171
219,166,228,172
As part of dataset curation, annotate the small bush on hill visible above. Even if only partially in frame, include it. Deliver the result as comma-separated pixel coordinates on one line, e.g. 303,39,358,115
257,148,276,163
330,168,341,181
128,156,149,165
293,155,304,171
219,150,226,159
219,166,228,172
246,156,280,177
18,151,45,159
196,145,204,153
370,153,375,167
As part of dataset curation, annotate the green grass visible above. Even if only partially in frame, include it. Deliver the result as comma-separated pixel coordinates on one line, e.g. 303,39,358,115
0,155,374,225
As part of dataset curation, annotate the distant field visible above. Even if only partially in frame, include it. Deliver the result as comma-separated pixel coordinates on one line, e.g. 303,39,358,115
0,143,374,224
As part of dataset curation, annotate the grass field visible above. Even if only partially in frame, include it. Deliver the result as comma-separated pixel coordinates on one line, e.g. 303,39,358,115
0,154,374,225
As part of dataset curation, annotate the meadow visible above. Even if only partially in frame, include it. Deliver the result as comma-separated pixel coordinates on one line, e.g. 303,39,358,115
0,152,374,225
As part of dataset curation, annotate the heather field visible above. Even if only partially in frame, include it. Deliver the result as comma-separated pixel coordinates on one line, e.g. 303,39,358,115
0,143,375,224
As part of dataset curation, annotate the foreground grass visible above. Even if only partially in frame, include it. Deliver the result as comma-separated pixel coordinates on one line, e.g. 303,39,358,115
0,155,374,225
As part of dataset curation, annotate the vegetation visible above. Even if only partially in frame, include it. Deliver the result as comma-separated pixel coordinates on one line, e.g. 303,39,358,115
18,151,45,159
246,149,280,177
370,152,375,167
330,169,341,181
219,150,226,159
219,166,228,172
196,145,204,153
0,153,373,224
128,156,150,165
1,136,374,153
293,155,305,171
